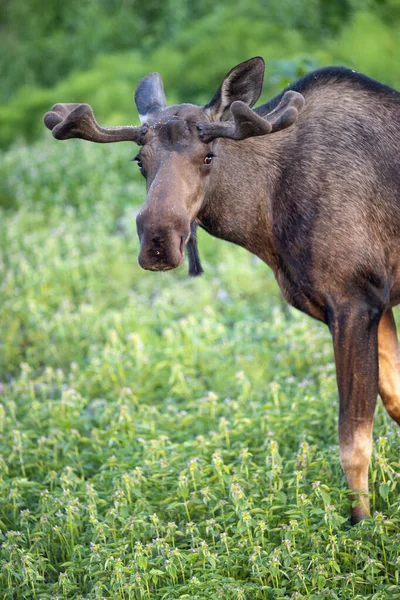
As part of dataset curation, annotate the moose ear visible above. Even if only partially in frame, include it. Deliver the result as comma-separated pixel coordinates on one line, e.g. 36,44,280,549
205,57,265,121
134,72,167,124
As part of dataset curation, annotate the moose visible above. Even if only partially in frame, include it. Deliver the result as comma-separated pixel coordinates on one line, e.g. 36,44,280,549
44,57,400,524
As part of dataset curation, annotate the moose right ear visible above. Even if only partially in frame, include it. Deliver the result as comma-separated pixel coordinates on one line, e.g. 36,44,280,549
205,57,265,121
134,73,167,124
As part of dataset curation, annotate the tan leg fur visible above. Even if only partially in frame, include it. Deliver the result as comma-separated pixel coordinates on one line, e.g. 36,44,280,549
378,309,400,424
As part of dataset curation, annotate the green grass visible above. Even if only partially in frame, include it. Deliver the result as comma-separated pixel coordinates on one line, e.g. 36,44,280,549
0,138,399,599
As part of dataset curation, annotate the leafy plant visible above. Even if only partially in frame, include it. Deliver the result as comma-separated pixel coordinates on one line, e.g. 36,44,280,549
0,137,399,598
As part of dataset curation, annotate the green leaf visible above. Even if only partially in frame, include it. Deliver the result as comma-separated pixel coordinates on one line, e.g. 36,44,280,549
379,483,390,500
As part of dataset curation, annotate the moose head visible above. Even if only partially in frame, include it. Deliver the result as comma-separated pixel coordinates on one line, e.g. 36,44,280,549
44,57,304,275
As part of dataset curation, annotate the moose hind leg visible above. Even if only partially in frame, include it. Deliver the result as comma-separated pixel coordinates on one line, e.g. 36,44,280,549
328,301,381,524
378,309,400,424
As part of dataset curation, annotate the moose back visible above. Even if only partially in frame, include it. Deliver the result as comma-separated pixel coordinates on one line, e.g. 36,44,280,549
44,57,400,524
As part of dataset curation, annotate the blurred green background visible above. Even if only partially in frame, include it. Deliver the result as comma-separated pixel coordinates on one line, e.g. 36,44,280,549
1,0,400,148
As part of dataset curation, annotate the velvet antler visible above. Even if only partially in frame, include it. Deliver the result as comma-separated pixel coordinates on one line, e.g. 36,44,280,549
43,103,145,143
196,90,305,143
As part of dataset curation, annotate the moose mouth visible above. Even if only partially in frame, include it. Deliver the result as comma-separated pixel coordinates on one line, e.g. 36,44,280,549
144,263,180,272
138,233,187,272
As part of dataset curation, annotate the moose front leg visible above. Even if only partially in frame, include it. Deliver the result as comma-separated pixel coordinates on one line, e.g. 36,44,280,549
378,309,400,424
328,302,382,524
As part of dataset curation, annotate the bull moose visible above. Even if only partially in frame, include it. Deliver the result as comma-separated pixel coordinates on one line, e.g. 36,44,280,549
44,57,400,524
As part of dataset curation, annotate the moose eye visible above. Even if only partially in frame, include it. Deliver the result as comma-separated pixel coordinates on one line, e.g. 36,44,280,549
134,156,143,170
204,153,214,166
133,155,146,177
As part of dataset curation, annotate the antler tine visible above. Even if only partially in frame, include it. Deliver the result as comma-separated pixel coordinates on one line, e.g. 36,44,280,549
265,91,305,132
197,90,305,143
43,103,145,143
197,104,272,143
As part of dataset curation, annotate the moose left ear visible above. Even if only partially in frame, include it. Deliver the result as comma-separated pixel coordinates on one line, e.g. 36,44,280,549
134,72,167,124
205,57,265,121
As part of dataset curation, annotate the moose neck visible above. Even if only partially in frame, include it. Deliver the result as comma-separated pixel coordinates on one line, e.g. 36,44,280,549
197,135,283,269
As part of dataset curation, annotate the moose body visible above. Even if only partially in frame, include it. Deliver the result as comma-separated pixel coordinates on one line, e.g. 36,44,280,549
44,58,400,524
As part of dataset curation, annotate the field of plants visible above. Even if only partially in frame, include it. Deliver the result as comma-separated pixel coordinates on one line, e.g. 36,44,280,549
0,138,399,599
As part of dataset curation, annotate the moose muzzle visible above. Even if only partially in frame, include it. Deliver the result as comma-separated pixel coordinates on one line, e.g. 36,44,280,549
136,211,191,272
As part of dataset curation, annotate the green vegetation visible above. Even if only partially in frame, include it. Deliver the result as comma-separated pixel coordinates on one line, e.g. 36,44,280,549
3,5,400,148
2,0,398,102
0,139,399,598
